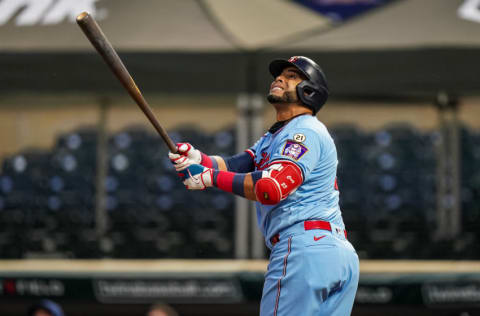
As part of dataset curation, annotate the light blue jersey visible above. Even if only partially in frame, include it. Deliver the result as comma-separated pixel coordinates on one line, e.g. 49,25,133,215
251,114,359,316
250,114,345,245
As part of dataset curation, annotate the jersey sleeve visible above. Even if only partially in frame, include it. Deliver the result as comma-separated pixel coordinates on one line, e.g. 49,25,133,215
269,128,323,179
223,151,255,173
247,135,261,157
246,132,269,160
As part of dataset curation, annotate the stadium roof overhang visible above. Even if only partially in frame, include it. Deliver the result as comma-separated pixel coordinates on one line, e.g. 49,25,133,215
0,0,479,98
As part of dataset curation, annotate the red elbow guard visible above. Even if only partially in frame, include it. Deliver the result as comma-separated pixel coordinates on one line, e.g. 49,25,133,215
255,177,282,205
255,161,303,205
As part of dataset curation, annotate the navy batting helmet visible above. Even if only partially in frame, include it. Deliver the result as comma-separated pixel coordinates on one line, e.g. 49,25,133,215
269,56,329,114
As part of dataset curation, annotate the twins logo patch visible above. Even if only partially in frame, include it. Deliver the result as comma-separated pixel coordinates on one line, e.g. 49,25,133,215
282,140,308,160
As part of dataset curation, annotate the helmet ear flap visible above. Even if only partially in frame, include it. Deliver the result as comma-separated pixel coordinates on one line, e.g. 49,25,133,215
296,81,328,115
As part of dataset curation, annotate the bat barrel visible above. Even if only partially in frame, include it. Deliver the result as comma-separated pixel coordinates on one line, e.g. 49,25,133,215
76,12,177,153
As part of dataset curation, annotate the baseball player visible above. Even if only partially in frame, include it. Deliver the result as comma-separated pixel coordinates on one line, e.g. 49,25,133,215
169,56,359,315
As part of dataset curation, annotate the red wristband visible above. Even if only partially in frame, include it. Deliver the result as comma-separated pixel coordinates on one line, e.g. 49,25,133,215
200,152,213,168
214,170,235,193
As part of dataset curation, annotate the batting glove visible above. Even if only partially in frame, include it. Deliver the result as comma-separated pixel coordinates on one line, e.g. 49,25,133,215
178,164,213,190
168,142,202,172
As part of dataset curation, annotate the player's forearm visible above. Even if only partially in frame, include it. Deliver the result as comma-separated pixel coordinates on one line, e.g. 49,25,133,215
213,160,303,204
201,151,254,173
211,156,228,171
200,153,226,170
180,160,302,204
212,170,262,201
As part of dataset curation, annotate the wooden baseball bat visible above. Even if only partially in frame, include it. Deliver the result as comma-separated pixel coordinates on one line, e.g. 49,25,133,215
76,11,177,153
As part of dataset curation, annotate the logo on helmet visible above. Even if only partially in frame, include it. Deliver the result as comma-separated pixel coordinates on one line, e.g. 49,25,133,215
288,56,299,63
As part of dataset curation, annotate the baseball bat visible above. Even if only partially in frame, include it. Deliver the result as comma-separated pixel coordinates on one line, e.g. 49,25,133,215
76,11,177,153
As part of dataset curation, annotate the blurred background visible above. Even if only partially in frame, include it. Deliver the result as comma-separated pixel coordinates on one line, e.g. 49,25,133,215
0,0,480,315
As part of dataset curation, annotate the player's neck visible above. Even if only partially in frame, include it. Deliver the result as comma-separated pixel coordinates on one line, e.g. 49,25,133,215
275,104,313,122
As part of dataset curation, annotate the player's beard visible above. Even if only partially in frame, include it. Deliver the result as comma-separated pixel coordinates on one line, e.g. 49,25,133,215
267,90,298,104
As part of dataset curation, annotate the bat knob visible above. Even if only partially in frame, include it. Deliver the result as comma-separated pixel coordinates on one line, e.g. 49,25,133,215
76,12,90,22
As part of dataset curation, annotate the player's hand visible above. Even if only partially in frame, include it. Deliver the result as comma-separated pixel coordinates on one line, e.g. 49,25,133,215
168,142,202,172
177,164,213,190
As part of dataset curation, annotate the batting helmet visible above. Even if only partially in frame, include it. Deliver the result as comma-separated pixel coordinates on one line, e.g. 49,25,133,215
269,56,329,114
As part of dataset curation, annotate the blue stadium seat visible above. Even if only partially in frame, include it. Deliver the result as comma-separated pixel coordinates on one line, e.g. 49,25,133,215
6,123,477,260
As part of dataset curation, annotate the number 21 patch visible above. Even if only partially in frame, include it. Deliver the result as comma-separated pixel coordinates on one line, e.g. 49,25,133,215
293,133,306,142
282,140,308,160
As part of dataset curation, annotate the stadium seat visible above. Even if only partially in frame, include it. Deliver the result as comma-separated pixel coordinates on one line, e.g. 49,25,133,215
357,124,437,258
5,123,477,260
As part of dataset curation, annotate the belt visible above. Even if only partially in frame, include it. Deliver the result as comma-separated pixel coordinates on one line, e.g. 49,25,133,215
270,220,347,246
